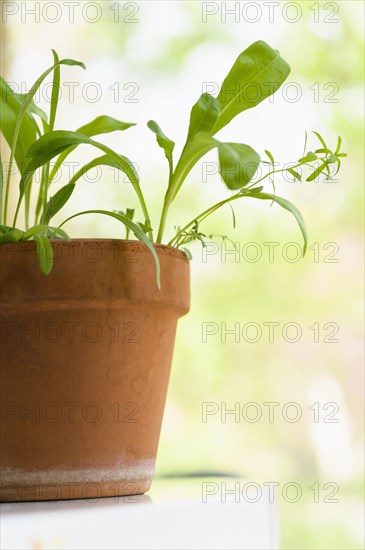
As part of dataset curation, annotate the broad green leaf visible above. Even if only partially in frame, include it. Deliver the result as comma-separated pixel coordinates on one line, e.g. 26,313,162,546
185,93,220,143
0,227,24,243
212,41,291,134
147,120,175,174
248,191,307,255
60,209,161,288
0,78,38,172
217,142,260,189
34,234,53,275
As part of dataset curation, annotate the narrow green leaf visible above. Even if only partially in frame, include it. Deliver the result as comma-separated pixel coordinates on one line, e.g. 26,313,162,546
302,130,308,157
114,208,135,239
228,203,236,229
45,183,75,223
314,148,330,155
312,131,328,151
34,234,53,275
306,162,327,182
264,149,275,167
335,135,342,155
248,191,307,255
48,116,136,184
49,50,60,131
288,167,302,181
298,152,317,164
3,56,85,225
147,120,175,173
16,130,147,228
46,153,138,223
0,153,3,223
22,224,69,241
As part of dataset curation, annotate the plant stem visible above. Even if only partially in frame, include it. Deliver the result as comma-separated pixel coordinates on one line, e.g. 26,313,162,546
168,162,305,247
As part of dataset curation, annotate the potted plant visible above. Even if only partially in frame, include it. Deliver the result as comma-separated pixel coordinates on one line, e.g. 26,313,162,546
0,41,346,501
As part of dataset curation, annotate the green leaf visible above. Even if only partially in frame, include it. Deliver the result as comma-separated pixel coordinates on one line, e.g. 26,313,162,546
306,162,327,181
16,131,145,227
335,135,342,155
212,40,291,134
77,115,135,137
147,120,175,174
22,224,69,241
48,115,136,185
0,153,3,223
264,149,275,167
3,56,85,225
312,131,328,151
45,183,75,223
34,234,53,275
60,209,161,288
46,153,138,223
228,203,236,229
217,142,260,189
298,152,317,164
169,132,217,201
49,49,60,131
288,167,302,181
181,247,192,260
185,93,220,144
249,191,307,255
114,208,135,239
0,227,24,243
0,77,38,172
138,219,153,235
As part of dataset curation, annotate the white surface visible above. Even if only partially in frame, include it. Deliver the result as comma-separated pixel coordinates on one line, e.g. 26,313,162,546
0,479,279,550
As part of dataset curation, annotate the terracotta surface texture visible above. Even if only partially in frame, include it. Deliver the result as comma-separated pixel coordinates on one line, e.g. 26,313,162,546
0,240,190,501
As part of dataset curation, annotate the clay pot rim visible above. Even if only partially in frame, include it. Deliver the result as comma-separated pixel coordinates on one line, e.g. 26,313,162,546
1,238,189,262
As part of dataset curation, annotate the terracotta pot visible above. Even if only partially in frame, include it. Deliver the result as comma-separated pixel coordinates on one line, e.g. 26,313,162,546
0,239,190,501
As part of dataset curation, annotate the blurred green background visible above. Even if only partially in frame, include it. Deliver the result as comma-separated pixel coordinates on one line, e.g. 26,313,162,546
1,1,364,548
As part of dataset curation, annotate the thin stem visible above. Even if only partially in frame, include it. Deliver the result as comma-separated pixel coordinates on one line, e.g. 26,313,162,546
168,162,305,248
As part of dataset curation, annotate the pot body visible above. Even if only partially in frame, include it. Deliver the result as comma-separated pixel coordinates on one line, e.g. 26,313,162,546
0,240,190,501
